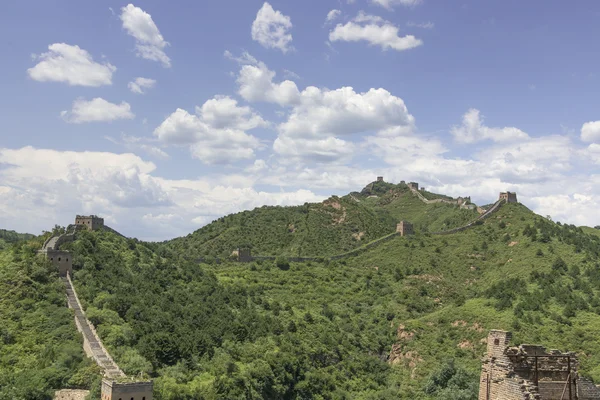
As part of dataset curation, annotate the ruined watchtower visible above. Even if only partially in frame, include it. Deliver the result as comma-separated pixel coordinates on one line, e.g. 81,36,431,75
479,330,600,399
75,215,104,231
396,221,414,236
101,378,153,400
407,182,419,191
377,176,384,182
499,192,517,203
232,248,252,262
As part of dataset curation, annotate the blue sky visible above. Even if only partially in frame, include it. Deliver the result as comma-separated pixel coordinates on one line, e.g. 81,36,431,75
1,0,600,240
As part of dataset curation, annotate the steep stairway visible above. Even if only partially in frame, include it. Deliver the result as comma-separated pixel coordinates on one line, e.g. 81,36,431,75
62,275,125,379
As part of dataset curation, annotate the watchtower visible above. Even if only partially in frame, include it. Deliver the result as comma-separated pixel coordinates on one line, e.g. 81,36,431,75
396,221,414,236
407,182,419,190
41,250,72,276
499,192,517,203
101,379,153,400
75,215,104,231
376,176,383,182
232,248,252,262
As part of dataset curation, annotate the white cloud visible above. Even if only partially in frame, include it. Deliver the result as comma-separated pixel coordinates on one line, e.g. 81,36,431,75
371,0,422,10
283,69,300,80
407,21,434,29
232,55,415,163
120,4,170,67
153,96,266,164
61,98,135,123
280,87,415,139
105,134,169,159
197,95,267,130
581,121,600,143
27,43,115,87
273,136,356,164
326,9,341,23
450,108,529,143
128,77,156,94
237,62,301,105
329,11,422,52
0,146,327,240
251,2,293,53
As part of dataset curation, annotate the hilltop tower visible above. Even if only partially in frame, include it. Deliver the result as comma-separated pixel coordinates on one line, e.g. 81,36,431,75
407,182,419,190
396,221,414,236
498,192,517,203
75,215,104,231
376,176,384,182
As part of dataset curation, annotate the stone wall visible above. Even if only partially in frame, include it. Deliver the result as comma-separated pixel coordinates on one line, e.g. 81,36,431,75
479,330,600,399
101,379,153,400
75,215,104,231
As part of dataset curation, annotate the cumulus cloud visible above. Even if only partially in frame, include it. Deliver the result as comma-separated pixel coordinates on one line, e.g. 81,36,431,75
153,96,266,164
251,2,293,53
231,55,415,163
326,9,341,23
0,146,326,240
61,98,135,123
581,121,600,143
120,4,170,67
450,109,530,143
371,0,422,10
128,77,156,94
27,43,115,86
237,61,301,105
329,11,422,52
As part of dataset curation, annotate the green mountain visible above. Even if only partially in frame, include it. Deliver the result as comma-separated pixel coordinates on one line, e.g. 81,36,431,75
166,180,480,259
4,182,600,399
0,228,35,249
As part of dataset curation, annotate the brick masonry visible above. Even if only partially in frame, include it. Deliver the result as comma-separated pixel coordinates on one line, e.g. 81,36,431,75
479,330,600,399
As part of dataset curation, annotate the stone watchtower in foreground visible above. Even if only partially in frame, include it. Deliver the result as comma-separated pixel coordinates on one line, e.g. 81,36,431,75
479,330,600,399
75,215,104,231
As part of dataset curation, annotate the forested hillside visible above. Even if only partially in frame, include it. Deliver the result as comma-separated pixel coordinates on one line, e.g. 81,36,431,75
0,238,98,400
0,228,35,250
5,188,600,399
166,180,480,259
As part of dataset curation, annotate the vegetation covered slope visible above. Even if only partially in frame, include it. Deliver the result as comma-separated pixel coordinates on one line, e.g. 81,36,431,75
6,186,600,399
166,180,480,259
35,200,600,399
0,228,35,250
0,239,98,400
166,194,395,259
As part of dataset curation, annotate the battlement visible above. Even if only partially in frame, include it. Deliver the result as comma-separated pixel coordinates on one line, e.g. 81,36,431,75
75,215,104,231
101,378,153,400
499,192,517,203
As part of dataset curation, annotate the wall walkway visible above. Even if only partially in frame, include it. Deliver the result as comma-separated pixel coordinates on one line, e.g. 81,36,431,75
239,199,507,263
63,273,125,379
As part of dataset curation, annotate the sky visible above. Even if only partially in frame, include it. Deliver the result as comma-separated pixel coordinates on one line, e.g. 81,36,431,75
1,0,600,241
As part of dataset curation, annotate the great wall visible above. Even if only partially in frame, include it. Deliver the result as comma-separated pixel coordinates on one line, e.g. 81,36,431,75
40,182,520,399
231,180,518,263
39,215,153,400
